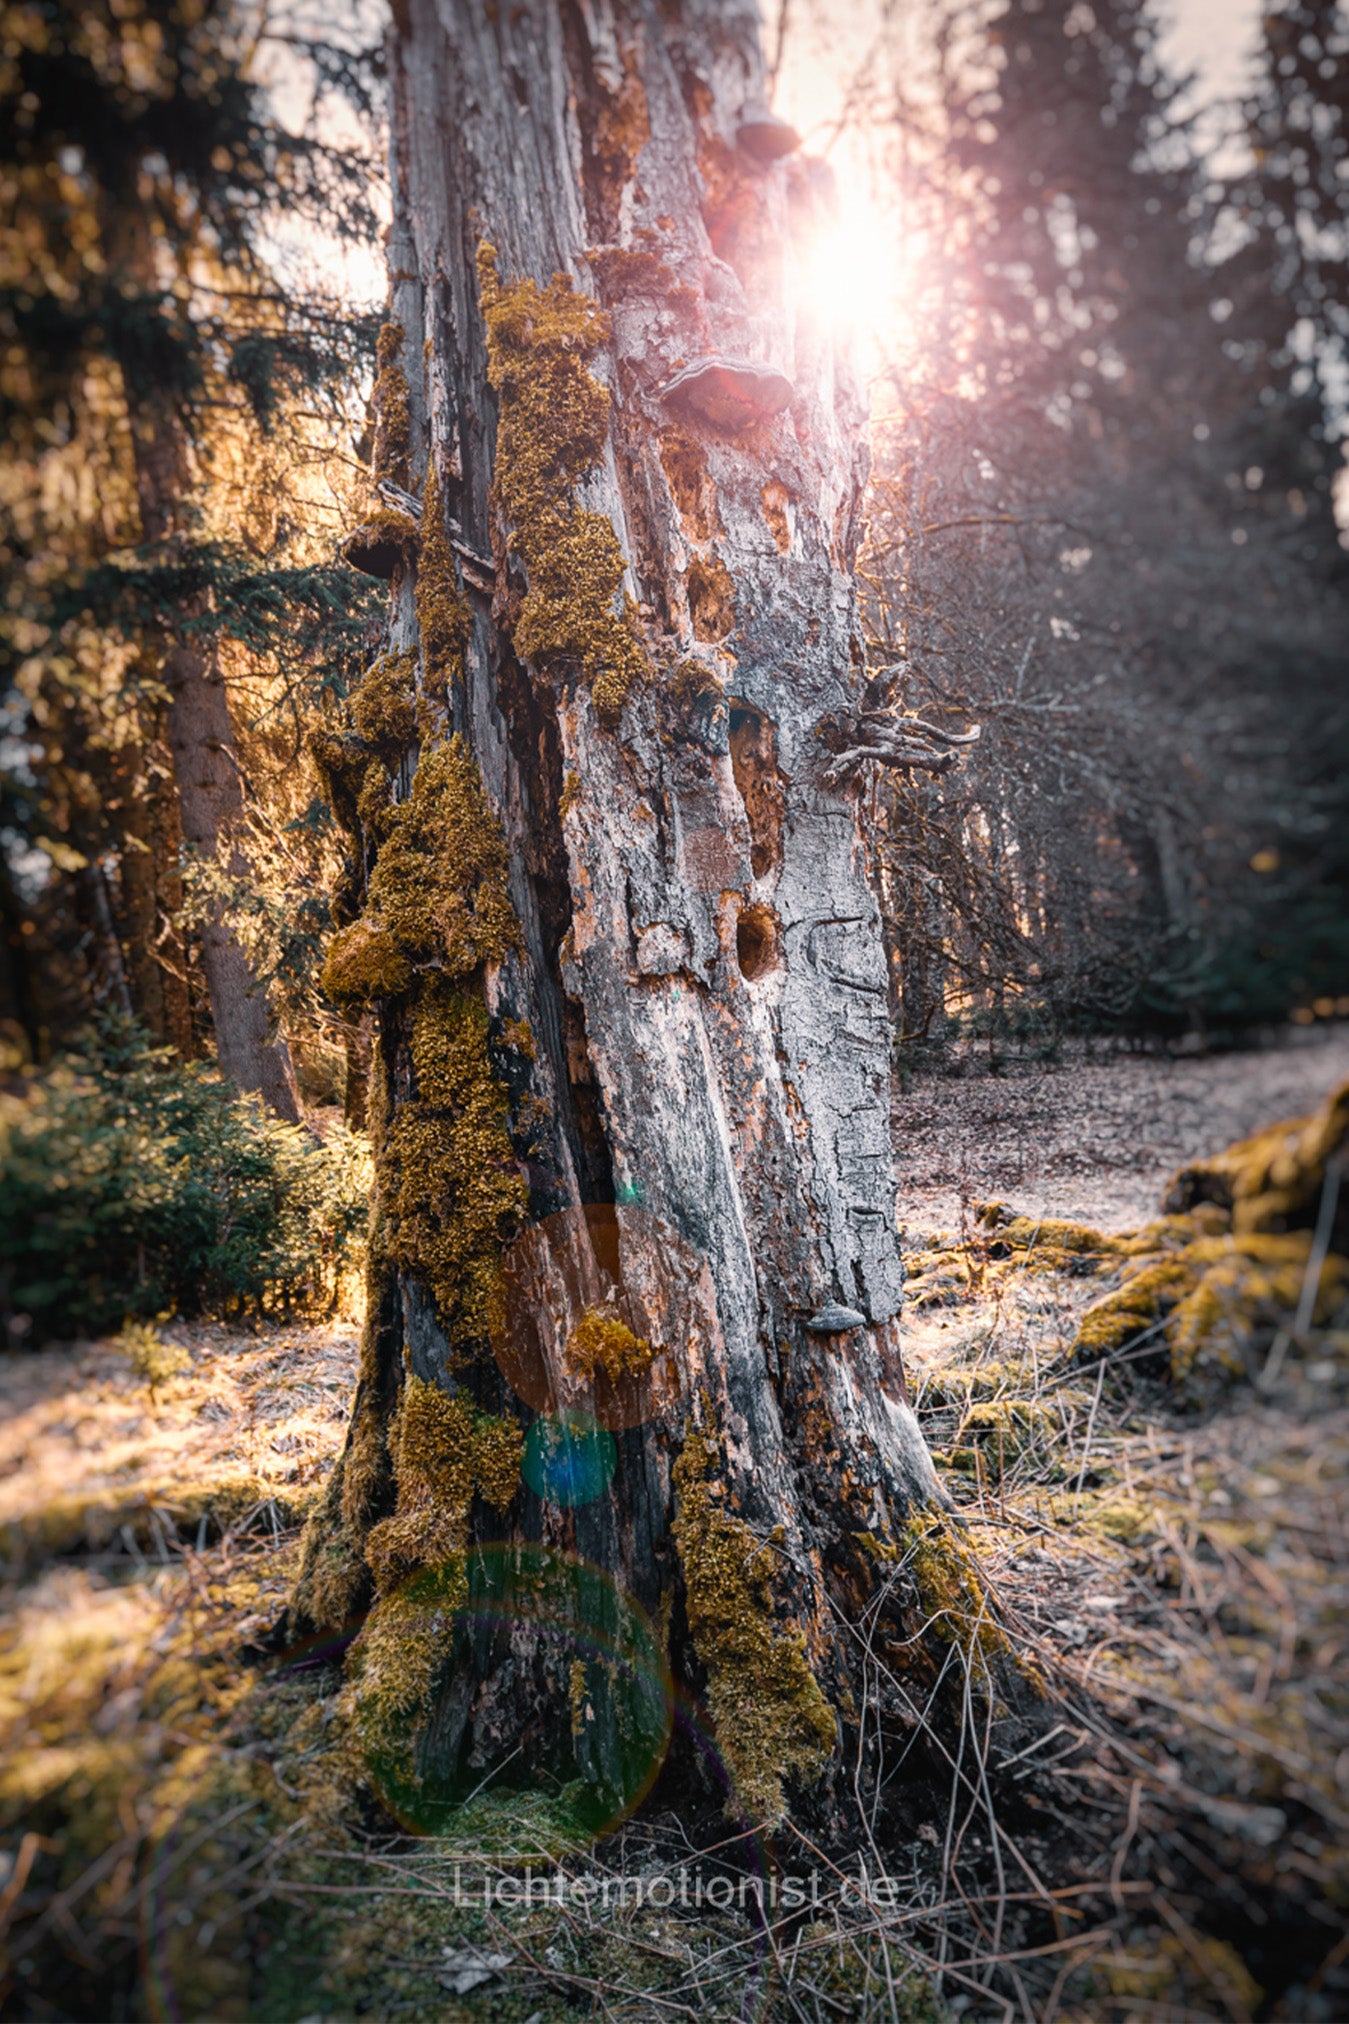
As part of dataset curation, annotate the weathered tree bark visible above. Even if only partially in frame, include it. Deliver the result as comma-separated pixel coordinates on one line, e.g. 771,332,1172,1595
296,0,1020,1840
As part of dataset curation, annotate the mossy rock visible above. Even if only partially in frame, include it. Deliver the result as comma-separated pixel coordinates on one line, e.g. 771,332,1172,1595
977,1202,1126,1271
1165,1074,1349,1246
1074,1225,1349,1390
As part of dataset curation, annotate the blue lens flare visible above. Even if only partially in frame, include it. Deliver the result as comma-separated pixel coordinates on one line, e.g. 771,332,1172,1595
522,1410,616,1508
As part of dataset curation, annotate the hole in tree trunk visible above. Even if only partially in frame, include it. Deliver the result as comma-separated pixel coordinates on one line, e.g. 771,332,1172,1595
686,554,736,641
736,902,779,982
728,707,786,879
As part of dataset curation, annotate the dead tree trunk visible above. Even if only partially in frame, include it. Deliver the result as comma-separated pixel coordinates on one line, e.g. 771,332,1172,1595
296,0,1016,1841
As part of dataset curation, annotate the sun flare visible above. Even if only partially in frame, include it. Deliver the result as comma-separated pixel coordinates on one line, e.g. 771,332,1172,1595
794,190,906,347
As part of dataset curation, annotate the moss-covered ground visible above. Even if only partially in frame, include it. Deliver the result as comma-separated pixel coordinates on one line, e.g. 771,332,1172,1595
3,1069,1348,2018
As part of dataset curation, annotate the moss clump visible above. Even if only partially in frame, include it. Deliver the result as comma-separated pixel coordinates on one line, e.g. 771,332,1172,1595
318,734,520,1011
295,1499,371,1630
1169,1238,1346,1384
355,755,394,837
975,1203,1126,1274
499,1016,536,1059
352,1376,521,1778
1121,1207,1231,1253
291,1439,378,1634
569,1655,589,1739
319,920,411,1007
1076,1258,1194,1358
350,652,418,756
1074,1227,1348,1387
340,1387,388,1534
372,320,411,484
381,993,528,1349
478,243,648,721
391,1374,522,1517
365,734,521,975
668,656,725,710
902,1513,1009,1661
565,1306,653,1383
346,1559,467,1782
1165,1075,1349,1240
671,1429,835,1825
955,1397,1064,1474
365,1375,521,1593
473,1409,527,1510
307,726,371,837
1094,1931,1261,2020
416,466,472,714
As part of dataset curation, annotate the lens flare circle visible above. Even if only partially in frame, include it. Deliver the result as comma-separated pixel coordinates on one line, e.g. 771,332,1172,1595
359,1543,674,1846
522,1409,616,1508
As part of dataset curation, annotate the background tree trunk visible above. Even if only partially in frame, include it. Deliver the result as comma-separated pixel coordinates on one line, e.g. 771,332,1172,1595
162,645,301,1120
114,703,196,1058
111,201,301,1119
297,0,1012,1841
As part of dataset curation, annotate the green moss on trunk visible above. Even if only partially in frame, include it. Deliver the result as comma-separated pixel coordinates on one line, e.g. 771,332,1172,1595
381,992,528,1351
372,320,411,484
478,243,648,720
901,1513,1010,1662
672,1428,835,1826
416,466,471,721
565,1306,653,1381
366,736,522,973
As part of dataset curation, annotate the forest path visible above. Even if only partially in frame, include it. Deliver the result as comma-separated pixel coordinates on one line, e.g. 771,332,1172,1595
893,1019,1349,1236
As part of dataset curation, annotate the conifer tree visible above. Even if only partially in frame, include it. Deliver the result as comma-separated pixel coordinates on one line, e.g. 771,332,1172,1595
0,0,379,1105
863,0,1349,1042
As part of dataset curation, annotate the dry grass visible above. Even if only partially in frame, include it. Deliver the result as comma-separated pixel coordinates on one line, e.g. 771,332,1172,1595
895,1198,1349,2021
0,1318,360,1569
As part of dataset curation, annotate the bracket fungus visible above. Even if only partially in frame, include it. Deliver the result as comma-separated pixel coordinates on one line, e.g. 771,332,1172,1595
735,109,801,163
805,1302,868,1334
661,355,794,433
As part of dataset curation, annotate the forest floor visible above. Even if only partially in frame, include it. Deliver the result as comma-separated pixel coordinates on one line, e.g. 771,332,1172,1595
1,1027,1347,2022
893,1020,1349,1235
